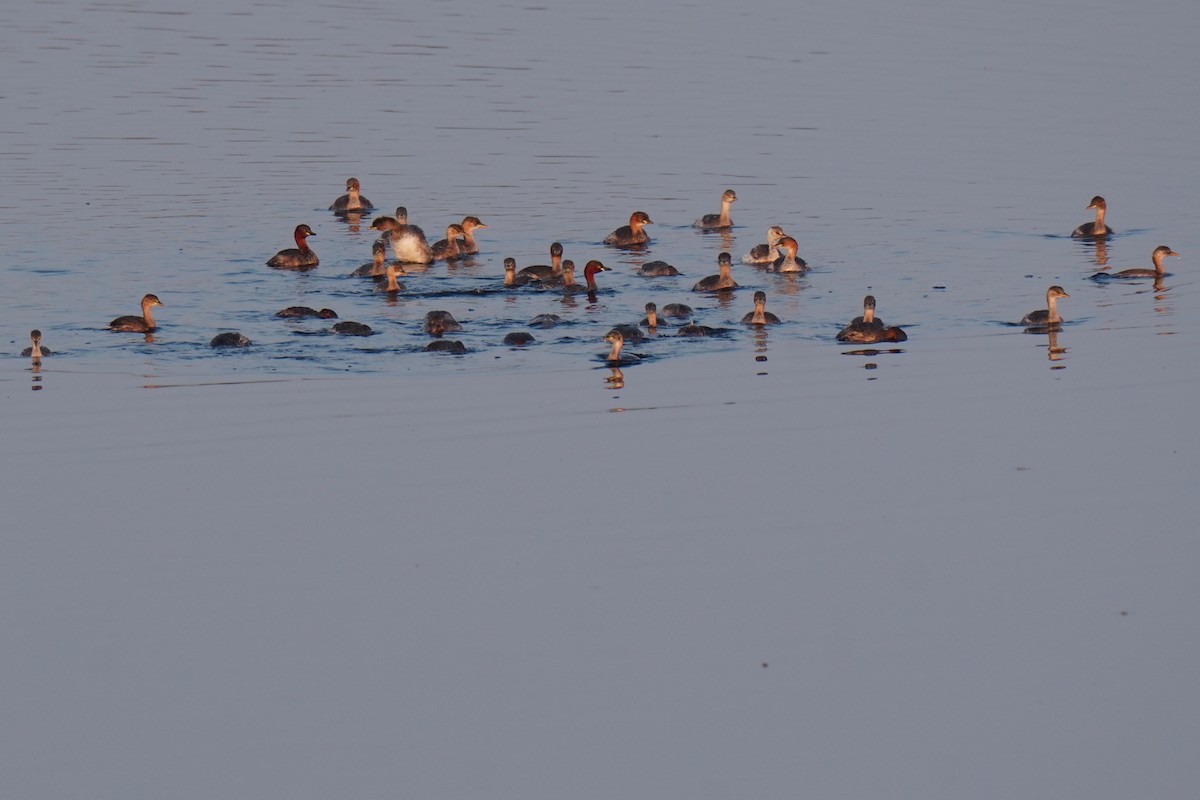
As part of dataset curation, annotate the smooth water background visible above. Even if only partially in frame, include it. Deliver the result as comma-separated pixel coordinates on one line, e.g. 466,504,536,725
4,1,1200,798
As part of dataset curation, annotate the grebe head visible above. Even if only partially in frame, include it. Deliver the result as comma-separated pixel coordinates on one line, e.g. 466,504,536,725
446,223,464,238
369,216,396,232
345,177,361,192
777,236,798,256
753,291,767,305
1047,286,1069,301
1087,196,1106,210
645,301,657,313
584,260,610,276
1154,245,1180,261
504,257,516,272
630,211,653,227
767,225,785,242
550,242,564,258
863,295,876,312
461,216,486,231
317,308,338,319
294,224,315,240
394,207,409,223
142,293,164,309
722,189,737,204
718,252,732,267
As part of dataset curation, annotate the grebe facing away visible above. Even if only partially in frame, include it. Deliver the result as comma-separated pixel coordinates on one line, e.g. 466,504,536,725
329,177,374,214
741,291,782,325
692,252,739,292
1103,245,1179,279
1020,286,1069,328
694,188,737,230
604,211,653,248
276,306,338,319
1071,196,1113,238
743,226,786,265
638,260,681,276
424,310,463,337
109,294,164,332
267,224,318,269
210,332,251,348
22,330,52,357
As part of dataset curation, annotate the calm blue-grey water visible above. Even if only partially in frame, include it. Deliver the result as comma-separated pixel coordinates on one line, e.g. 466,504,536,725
3,1,1200,798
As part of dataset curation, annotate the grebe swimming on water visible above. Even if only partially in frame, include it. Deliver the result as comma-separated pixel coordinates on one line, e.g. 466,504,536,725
838,296,905,342
370,214,432,264
329,177,374,214
741,291,781,325
604,211,653,248
457,216,487,254
351,239,389,278
109,294,164,332
1071,196,1113,238
1100,245,1179,279
430,223,465,261
210,332,251,348
602,330,641,365
639,260,681,276
21,330,52,357
518,242,564,282
694,188,737,230
692,252,739,292
771,236,808,273
267,224,318,269
743,226,786,265
1020,286,1069,328
275,306,338,319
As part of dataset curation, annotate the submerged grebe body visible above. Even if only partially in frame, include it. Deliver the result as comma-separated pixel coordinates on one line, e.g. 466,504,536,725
22,330,52,357
692,252,740,292
1072,196,1113,238
694,188,737,230
1021,286,1070,327
332,321,373,336
370,214,432,264
741,291,782,325
639,260,681,276
210,332,251,348
267,224,318,269
743,226,787,265
457,216,487,254
425,339,467,353
329,177,374,214
604,211,653,247
518,242,564,282
660,302,694,319
431,223,465,261
109,294,164,332
1107,245,1179,279
602,330,641,365
771,237,808,273
529,313,563,328
275,306,339,319
503,331,535,346
607,324,646,343
424,310,463,337
677,321,717,337
351,239,389,278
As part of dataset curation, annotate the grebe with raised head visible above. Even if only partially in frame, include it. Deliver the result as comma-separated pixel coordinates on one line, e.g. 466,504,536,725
518,242,564,282
109,294,164,332
430,223,465,261
604,211,653,247
329,177,374,214
1101,245,1179,279
1071,196,1113,238
694,188,737,230
21,330,52,357
837,296,904,342
351,239,389,278
375,262,406,293
457,216,487,254
771,236,808,273
267,224,318,270
692,252,739,292
741,291,782,325
640,302,661,328
602,330,641,365
743,226,786,265
1020,286,1069,328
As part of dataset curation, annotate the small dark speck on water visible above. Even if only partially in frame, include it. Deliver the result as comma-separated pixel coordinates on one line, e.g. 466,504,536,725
932,285,946,290
761,662,769,668
756,371,768,376
755,355,767,362
865,363,877,370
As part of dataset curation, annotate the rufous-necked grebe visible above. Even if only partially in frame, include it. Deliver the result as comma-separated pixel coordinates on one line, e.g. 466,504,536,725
660,302,694,319
267,224,318,269
694,188,737,230
1071,196,1113,238
457,216,487,254
519,242,565,282
563,260,610,294
639,260,681,276
692,252,739,292
1020,286,1069,327
332,321,373,336
351,239,389,278
431,223,465,261
375,262,406,293
1104,245,1179,279
640,302,661,328
275,306,339,319
370,214,432,264
210,332,251,348
771,236,808,273
109,294,164,332
741,291,782,325
604,211,653,247
329,177,374,214
503,331,535,346
21,330,52,357
602,330,641,365
743,226,786,265
424,310,463,337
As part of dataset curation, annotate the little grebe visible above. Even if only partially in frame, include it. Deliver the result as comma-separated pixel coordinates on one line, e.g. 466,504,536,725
267,224,318,270
694,188,737,230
